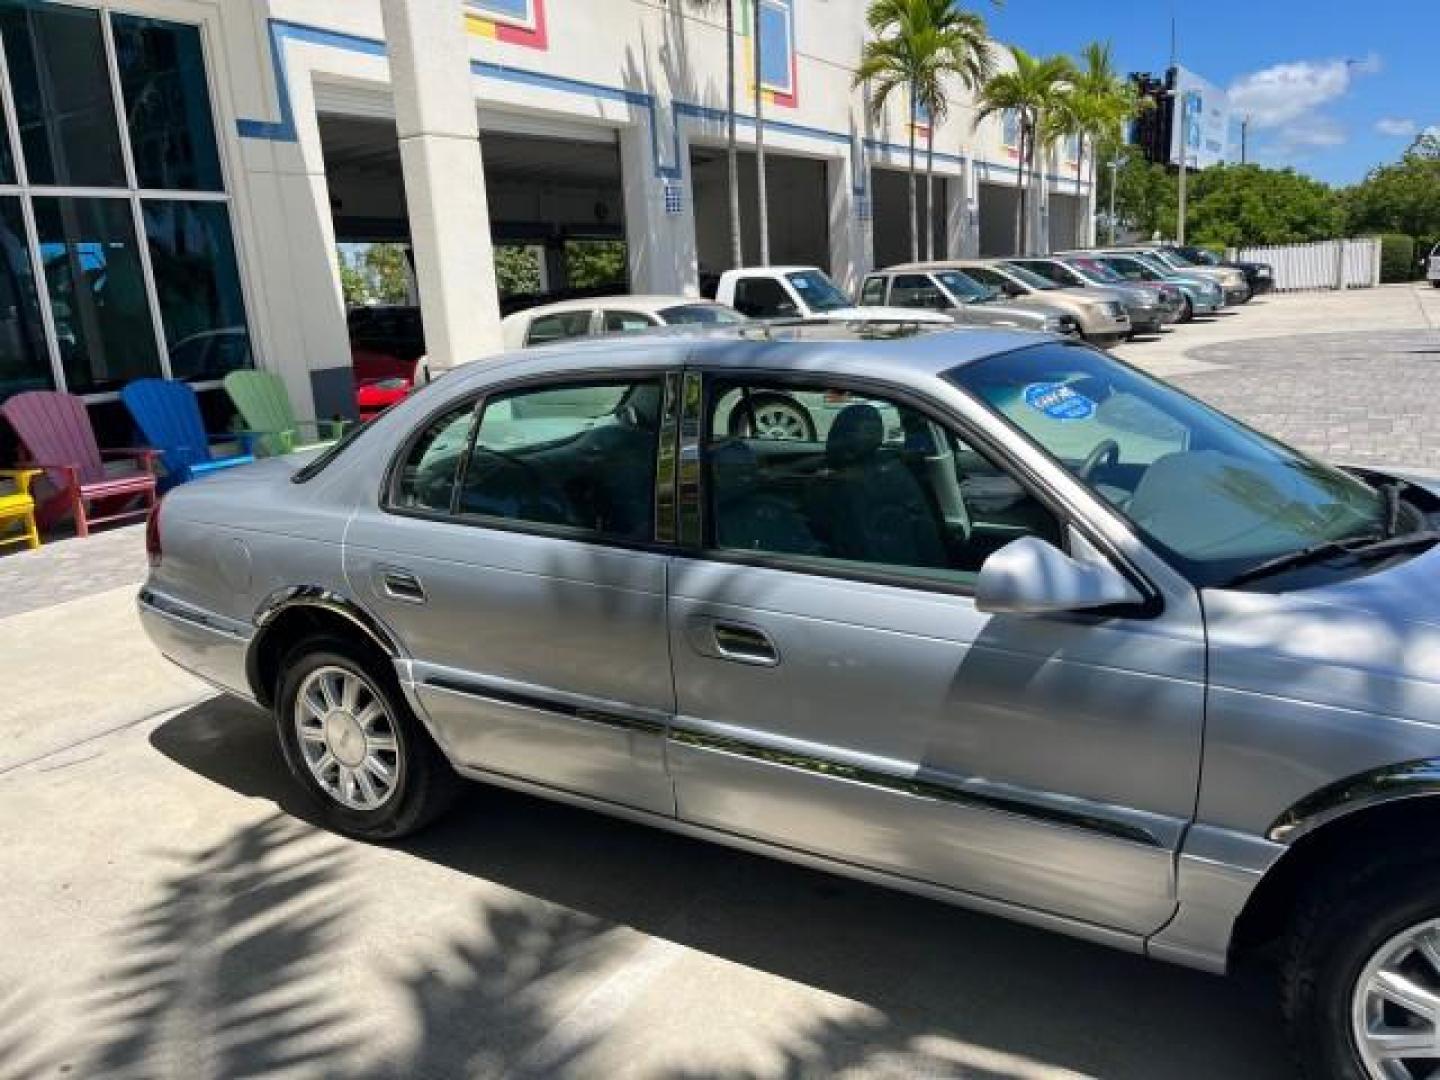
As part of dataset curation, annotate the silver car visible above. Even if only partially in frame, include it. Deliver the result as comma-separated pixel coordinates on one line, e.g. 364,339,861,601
140,326,1440,1080
858,265,1088,340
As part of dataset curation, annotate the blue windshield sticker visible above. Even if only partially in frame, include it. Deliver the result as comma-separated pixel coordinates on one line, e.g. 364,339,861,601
1024,382,1095,421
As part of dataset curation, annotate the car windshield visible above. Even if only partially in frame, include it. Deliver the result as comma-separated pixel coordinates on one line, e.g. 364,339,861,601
948,342,1387,588
660,303,746,325
785,271,851,311
993,262,1059,291
933,270,992,302
1069,258,1124,284
1111,257,1163,282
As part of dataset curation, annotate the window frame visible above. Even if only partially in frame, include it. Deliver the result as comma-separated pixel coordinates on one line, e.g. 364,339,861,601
380,367,681,555
524,308,597,346
0,6,250,403
859,275,888,306
682,367,1091,599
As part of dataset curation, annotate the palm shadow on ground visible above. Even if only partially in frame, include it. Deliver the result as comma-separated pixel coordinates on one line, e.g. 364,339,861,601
121,696,1291,1079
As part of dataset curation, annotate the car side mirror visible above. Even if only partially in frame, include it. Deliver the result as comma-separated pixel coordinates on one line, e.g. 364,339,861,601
975,536,1142,615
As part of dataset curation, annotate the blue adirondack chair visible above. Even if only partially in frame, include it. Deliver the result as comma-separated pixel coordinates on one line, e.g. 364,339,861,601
120,379,255,489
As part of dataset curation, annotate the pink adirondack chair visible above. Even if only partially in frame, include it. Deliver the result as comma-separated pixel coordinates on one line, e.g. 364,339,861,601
0,391,158,537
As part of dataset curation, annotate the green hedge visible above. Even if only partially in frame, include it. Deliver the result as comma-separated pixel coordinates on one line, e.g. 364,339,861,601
1379,234,1416,283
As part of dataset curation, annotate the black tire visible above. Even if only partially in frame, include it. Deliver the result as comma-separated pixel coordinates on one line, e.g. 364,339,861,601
1283,852,1440,1079
727,393,817,442
1179,295,1194,322
275,635,460,840
1431,280,1439,289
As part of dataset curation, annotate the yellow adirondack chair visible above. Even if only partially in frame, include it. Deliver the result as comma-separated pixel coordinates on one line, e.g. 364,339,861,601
0,468,42,550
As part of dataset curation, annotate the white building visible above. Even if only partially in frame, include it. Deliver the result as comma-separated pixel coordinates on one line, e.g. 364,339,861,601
0,0,1093,438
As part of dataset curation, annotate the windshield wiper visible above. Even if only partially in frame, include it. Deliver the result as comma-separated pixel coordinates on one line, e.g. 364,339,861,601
1227,529,1440,588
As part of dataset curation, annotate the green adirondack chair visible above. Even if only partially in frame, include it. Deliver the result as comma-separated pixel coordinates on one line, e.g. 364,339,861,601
222,370,350,457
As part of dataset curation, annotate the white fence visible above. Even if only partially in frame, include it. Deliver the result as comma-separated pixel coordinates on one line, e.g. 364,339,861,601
1231,238,1381,292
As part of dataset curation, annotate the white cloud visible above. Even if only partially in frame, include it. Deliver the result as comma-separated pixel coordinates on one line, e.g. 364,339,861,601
1227,52,1378,128
1376,117,1418,138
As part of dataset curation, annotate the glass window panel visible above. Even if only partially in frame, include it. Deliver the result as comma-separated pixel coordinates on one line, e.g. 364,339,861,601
0,3,125,186
0,196,51,402
462,379,661,540
142,200,249,380
34,196,160,395
758,0,792,93
112,15,222,192
706,379,1061,584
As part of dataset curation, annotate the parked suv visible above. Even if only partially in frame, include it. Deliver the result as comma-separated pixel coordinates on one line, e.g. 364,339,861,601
1170,244,1274,298
1001,257,1184,333
1080,252,1224,320
858,264,1090,340
955,259,1165,338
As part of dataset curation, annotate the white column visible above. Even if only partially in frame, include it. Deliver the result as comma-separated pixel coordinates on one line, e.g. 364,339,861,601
944,171,966,259
621,111,697,296
827,150,872,293
381,0,501,369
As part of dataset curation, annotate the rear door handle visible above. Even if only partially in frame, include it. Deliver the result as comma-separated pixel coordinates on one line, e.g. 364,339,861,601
711,621,779,666
379,567,426,604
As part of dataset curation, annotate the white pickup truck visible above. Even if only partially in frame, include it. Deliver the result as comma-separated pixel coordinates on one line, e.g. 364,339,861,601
1428,240,1440,288
712,266,951,324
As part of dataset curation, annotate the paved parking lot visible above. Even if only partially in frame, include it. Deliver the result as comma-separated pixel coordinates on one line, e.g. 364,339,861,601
1,285,1436,1079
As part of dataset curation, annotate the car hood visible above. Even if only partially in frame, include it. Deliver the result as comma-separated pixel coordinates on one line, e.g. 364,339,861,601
1203,542,1440,724
1203,467,1440,721
823,306,952,324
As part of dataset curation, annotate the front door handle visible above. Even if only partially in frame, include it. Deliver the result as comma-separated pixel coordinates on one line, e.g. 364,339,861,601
379,567,426,604
711,621,779,666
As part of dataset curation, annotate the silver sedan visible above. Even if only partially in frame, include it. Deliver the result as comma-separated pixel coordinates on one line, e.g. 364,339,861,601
140,324,1440,1080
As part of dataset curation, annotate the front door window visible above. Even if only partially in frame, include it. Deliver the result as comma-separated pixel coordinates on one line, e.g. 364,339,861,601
704,379,1061,586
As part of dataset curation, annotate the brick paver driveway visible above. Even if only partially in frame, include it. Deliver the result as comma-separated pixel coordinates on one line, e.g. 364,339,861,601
1173,328,1440,470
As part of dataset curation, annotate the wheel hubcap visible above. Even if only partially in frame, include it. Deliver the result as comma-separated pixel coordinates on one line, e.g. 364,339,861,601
293,665,401,812
752,405,806,441
1353,918,1440,1078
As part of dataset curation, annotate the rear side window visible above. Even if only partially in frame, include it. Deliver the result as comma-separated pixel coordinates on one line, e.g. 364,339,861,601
525,310,593,345
890,274,948,310
457,378,663,541
732,277,796,318
602,310,656,333
859,276,887,306
390,404,476,511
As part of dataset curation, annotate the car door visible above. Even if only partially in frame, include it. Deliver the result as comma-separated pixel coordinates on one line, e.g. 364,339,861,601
343,369,680,816
665,370,1205,935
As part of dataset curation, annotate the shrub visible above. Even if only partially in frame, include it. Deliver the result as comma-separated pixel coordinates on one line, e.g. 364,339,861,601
1379,233,1415,283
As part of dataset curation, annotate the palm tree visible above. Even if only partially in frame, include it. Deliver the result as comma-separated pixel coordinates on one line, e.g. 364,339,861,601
1057,42,1141,246
854,0,994,262
974,47,1075,254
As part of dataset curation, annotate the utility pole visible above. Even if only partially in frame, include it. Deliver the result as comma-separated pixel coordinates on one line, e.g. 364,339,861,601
1175,89,1188,244
1240,116,1250,164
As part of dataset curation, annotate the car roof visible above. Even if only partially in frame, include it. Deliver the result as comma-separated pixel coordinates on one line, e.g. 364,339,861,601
504,295,725,321
440,323,1053,395
873,262,985,274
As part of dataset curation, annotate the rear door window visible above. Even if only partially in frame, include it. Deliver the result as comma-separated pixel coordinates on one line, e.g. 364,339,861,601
889,274,949,310
860,276,887,306
602,310,658,334
525,310,594,345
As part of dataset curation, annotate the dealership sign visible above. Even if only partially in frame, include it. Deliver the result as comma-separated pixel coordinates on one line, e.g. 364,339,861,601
1169,66,1237,169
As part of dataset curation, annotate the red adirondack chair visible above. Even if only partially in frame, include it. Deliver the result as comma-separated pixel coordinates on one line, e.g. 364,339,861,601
0,391,158,537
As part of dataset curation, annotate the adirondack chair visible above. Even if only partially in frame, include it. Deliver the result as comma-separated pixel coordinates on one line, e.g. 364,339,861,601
222,370,349,456
0,391,158,537
0,468,41,549
120,379,255,490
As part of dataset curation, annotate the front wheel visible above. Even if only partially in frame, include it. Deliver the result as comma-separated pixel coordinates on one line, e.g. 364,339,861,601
1284,857,1440,1078
275,637,459,839
1179,295,1195,322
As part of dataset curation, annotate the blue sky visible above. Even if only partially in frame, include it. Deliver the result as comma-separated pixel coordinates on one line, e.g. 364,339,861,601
981,0,1434,185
